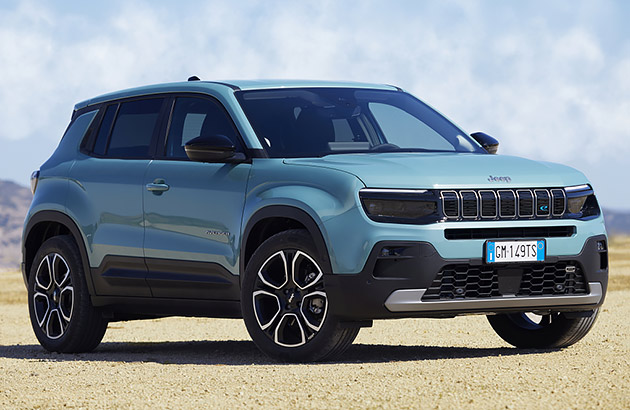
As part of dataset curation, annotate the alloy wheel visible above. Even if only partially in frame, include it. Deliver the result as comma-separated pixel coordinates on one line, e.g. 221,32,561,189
32,253,74,340
252,249,328,348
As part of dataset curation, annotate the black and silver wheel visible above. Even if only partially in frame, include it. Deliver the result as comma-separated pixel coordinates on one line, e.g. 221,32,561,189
487,309,599,349
241,229,359,362
28,235,108,353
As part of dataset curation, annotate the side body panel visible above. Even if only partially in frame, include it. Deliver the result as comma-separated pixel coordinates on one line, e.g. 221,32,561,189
23,110,98,282
242,159,365,274
66,156,151,296
142,160,251,299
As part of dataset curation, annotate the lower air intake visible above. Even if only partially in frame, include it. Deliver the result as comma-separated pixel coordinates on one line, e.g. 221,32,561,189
422,262,588,301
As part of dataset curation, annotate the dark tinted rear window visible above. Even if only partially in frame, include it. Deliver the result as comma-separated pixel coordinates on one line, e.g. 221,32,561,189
105,98,163,158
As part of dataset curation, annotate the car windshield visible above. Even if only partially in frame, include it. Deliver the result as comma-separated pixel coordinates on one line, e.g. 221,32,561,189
236,88,485,157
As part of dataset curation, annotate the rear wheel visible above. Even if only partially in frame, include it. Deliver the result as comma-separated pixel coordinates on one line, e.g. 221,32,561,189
28,236,108,352
487,310,599,348
241,229,359,362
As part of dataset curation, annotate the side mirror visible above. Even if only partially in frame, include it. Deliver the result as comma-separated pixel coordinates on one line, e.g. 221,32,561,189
184,135,242,163
471,132,499,154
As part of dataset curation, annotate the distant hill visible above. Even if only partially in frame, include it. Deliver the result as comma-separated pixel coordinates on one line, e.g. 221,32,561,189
0,180,31,269
604,209,630,236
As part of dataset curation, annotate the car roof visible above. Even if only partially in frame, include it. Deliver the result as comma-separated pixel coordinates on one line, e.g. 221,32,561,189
74,79,401,110
225,79,400,91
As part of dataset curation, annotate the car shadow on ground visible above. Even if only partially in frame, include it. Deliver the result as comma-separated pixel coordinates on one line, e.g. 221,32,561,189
0,340,557,366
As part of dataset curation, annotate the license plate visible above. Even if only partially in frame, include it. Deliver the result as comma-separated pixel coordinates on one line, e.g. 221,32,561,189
486,240,545,263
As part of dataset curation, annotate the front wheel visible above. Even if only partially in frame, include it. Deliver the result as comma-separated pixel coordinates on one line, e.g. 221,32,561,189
487,309,599,349
241,229,359,362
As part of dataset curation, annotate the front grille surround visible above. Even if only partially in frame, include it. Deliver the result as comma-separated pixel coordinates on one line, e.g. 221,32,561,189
359,185,598,225
440,188,571,221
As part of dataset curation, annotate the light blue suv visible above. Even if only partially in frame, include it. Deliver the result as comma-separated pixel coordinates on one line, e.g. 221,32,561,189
23,79,608,361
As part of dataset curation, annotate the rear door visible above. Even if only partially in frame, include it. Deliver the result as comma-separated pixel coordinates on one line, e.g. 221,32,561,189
69,97,166,297
142,95,251,299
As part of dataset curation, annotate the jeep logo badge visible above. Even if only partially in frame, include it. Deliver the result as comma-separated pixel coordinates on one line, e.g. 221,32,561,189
488,175,512,183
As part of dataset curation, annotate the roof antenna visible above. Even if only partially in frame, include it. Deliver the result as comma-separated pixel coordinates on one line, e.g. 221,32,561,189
188,76,200,81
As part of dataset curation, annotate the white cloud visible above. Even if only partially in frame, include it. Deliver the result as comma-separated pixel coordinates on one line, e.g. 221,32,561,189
0,0,628,207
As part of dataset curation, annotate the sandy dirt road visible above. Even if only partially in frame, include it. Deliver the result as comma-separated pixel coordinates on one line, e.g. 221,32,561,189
1,238,629,409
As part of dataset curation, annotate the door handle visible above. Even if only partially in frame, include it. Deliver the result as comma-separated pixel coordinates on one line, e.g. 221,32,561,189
146,179,169,195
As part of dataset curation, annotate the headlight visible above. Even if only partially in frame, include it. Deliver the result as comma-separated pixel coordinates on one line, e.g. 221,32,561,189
567,196,587,214
360,189,439,223
565,184,600,218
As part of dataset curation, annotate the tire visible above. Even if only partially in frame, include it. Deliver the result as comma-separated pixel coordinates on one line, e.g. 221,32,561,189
28,235,108,353
487,309,599,349
241,229,359,362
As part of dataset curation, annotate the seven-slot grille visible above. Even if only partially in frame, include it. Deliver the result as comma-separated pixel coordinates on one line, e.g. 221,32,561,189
441,188,566,220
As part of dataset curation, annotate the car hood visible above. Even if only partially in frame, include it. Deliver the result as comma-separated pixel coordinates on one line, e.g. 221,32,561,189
283,153,588,189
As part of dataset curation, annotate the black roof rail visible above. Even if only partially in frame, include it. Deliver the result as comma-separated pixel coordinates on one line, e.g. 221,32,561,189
186,76,240,90
385,84,404,92
205,81,241,91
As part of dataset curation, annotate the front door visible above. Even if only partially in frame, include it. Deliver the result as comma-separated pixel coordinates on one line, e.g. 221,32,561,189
142,96,251,299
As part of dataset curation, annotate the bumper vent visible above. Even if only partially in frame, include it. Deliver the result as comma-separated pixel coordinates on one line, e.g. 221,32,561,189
444,226,576,240
422,262,587,301
440,188,567,221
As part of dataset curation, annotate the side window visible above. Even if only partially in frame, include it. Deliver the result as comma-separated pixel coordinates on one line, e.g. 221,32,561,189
63,110,98,144
165,97,241,159
107,98,163,158
90,98,164,159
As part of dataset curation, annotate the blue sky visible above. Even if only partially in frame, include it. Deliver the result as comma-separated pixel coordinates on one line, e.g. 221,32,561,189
1,0,629,209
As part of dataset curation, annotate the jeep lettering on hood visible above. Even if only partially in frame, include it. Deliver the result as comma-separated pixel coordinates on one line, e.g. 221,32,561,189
488,175,512,183
284,153,587,189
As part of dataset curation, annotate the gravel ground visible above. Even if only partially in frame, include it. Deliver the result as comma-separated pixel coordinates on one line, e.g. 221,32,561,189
1,242,629,409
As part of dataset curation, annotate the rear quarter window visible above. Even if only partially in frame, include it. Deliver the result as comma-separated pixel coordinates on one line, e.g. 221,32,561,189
62,110,98,147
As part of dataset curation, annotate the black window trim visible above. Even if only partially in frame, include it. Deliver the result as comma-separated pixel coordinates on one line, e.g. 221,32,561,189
78,91,266,162
78,95,168,161
78,104,106,155
95,103,121,156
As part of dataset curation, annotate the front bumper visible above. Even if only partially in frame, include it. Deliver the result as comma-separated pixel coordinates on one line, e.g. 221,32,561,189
325,235,608,320
384,282,603,312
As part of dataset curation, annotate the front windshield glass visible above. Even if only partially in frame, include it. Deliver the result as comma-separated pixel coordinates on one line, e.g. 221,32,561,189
235,88,485,157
